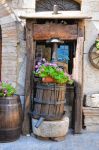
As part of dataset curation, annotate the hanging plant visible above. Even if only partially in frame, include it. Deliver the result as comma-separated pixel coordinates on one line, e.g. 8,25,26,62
95,35,99,53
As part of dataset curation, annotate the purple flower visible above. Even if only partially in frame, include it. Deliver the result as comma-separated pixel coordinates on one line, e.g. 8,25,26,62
36,69,40,72
4,90,7,94
42,58,46,62
49,63,57,67
5,80,8,83
37,62,41,66
35,65,39,69
44,63,49,66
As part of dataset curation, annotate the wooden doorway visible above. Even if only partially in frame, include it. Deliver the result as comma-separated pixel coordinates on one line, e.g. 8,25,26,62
22,18,84,134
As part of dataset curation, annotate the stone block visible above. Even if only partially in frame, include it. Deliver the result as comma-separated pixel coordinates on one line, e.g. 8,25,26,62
0,14,16,25
85,116,99,125
83,107,99,116
1,76,16,82
86,94,99,107
32,116,69,138
83,107,99,132
86,125,99,132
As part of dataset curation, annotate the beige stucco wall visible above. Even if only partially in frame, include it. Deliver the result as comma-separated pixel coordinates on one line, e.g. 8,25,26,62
81,0,99,95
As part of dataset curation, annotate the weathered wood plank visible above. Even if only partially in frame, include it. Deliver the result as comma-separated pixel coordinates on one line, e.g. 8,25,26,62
33,24,78,40
73,37,84,134
22,20,35,135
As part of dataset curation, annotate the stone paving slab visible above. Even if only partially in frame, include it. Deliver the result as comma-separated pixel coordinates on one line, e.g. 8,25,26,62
0,133,99,150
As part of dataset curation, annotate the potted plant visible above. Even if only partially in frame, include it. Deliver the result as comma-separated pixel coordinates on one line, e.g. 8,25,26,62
34,59,73,85
0,81,16,97
32,59,73,125
0,81,23,142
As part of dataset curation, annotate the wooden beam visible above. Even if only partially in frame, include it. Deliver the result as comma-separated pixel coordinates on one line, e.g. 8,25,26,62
33,24,78,40
73,37,84,134
22,20,35,135
20,11,91,20
78,20,85,38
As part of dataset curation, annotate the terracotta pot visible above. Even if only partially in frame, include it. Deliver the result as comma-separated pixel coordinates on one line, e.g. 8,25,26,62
42,76,55,83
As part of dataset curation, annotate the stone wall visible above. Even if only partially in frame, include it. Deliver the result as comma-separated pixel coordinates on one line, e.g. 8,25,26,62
6,0,35,97
82,0,99,132
81,0,99,95
0,0,35,106
0,0,18,87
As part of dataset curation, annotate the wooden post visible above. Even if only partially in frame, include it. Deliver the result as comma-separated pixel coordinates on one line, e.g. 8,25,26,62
22,19,35,135
73,36,84,133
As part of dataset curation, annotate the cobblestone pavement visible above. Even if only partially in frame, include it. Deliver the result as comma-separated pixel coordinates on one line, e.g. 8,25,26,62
0,132,99,150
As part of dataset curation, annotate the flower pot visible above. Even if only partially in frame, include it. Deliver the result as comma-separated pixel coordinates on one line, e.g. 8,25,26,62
42,76,55,83
0,95,23,142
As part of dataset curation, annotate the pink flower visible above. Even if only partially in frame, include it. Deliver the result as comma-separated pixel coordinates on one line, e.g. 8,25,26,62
35,65,39,69
37,62,41,66
50,63,57,67
4,90,7,93
42,58,46,62
5,80,8,83
44,63,49,66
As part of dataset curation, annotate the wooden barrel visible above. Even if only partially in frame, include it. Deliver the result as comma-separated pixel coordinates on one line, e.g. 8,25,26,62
0,95,23,142
33,83,66,121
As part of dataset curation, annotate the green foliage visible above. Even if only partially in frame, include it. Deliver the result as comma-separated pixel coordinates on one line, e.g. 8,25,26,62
0,81,16,97
34,62,73,84
96,40,99,50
